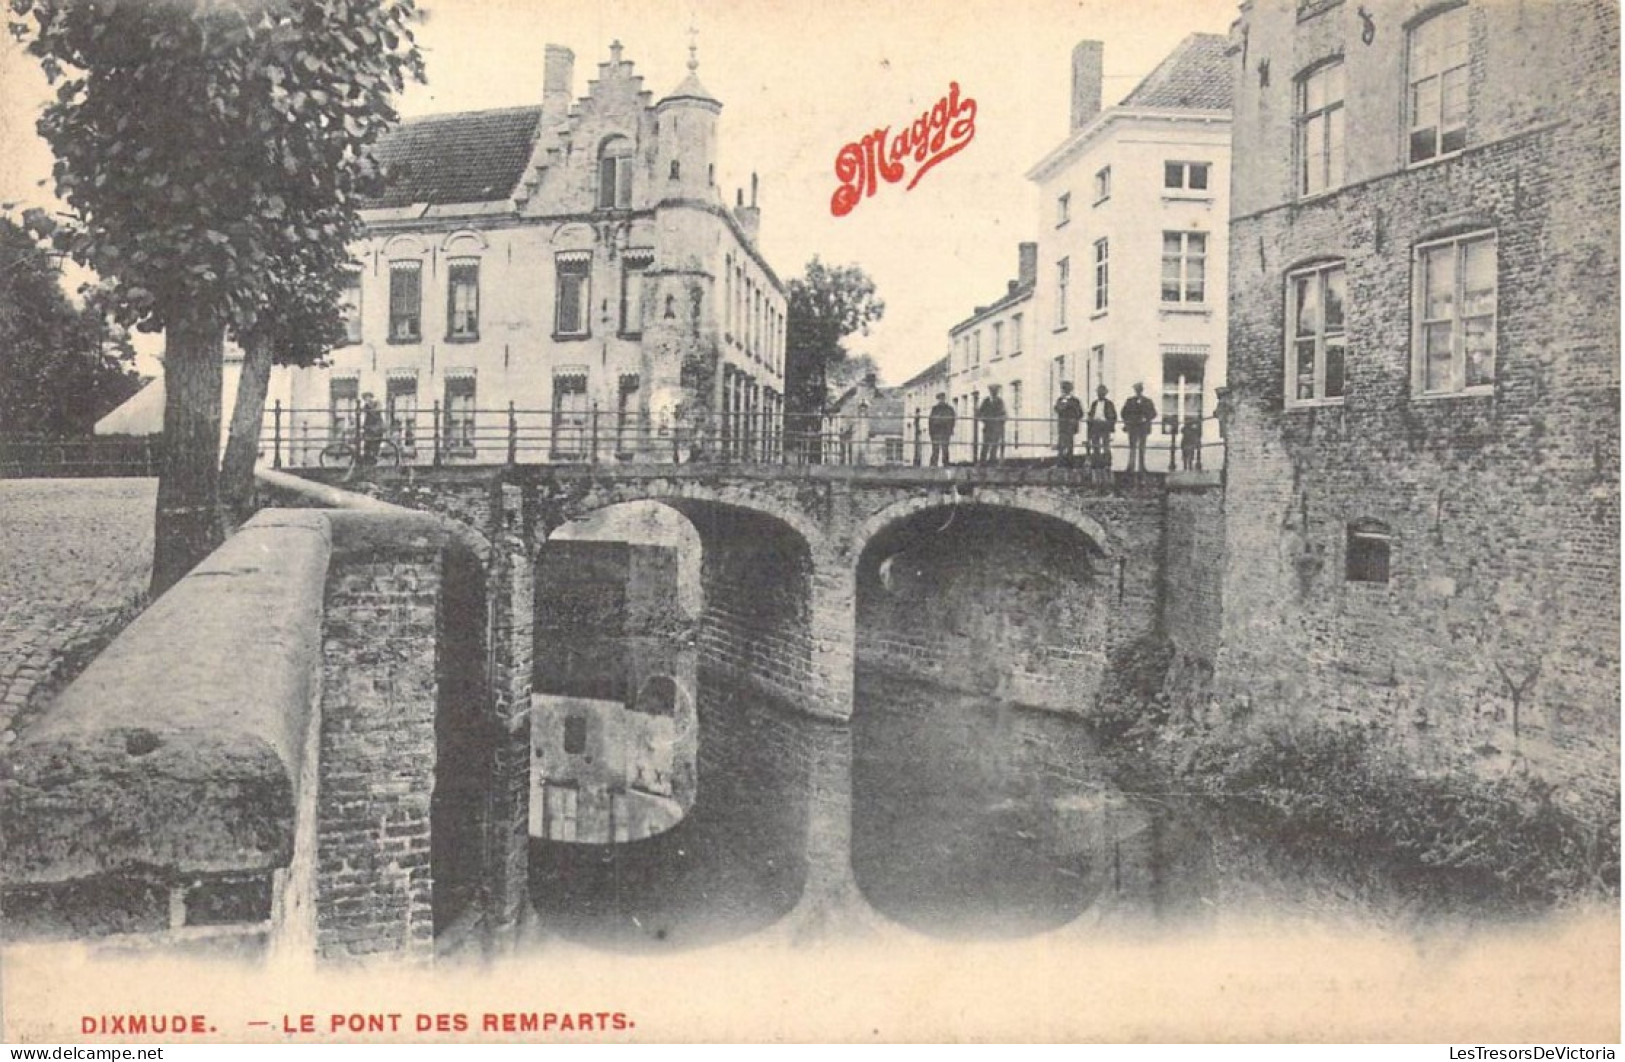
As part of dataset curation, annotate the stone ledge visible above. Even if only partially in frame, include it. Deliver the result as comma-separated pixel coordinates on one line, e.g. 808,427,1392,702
1,509,332,885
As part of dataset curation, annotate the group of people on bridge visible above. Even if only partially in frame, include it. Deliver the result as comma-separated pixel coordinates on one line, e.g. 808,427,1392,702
926,382,1204,471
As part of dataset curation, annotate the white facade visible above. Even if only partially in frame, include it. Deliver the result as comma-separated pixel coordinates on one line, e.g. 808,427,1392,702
945,267,1038,461
263,43,786,468
1019,34,1233,463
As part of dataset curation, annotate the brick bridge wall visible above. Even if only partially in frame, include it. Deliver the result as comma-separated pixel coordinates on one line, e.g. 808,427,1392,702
326,465,1221,723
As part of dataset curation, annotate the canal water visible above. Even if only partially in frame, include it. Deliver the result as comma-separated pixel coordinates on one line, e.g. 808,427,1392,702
524,634,1224,952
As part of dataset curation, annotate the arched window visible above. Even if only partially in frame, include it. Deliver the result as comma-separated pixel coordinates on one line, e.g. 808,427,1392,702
1346,518,1392,583
598,136,634,209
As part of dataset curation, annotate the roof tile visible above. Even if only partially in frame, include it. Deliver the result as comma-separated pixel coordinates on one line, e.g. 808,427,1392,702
363,105,540,208
1120,33,1233,111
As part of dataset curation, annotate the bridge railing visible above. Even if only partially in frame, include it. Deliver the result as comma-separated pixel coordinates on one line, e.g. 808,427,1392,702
258,403,1225,473
0,433,163,478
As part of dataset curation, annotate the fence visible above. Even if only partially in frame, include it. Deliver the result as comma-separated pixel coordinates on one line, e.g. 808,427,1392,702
0,434,163,479
257,402,1225,473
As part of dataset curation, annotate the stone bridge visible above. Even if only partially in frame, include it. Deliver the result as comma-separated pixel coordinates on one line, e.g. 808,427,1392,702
322,462,1225,720
0,462,1222,964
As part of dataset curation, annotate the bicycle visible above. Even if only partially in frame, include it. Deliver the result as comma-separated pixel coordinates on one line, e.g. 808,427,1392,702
319,434,404,476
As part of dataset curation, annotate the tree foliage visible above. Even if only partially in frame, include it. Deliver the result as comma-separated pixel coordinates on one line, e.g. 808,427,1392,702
8,0,423,593
784,257,885,419
9,0,423,338
0,213,142,435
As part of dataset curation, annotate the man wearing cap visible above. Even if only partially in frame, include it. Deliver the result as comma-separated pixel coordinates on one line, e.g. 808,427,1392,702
1053,380,1083,468
927,392,956,467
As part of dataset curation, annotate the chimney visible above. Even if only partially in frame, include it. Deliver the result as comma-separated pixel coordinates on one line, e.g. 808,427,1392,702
735,171,762,245
1070,40,1104,131
1018,241,1038,288
542,44,574,125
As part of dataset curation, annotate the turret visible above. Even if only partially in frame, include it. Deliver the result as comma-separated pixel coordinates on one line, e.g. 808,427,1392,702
655,37,721,203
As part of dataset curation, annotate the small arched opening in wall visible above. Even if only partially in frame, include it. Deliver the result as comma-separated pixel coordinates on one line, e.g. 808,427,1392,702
848,498,1129,940
525,494,819,952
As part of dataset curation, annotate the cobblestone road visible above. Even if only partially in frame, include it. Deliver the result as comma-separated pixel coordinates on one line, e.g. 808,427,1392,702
0,478,155,738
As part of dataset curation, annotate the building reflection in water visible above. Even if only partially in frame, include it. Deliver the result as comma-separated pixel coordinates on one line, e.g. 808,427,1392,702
531,636,698,845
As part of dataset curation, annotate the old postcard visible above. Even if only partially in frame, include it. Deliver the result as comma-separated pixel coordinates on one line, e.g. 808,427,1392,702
0,0,1618,1045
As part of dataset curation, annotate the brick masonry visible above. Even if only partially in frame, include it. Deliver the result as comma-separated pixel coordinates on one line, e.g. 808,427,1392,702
1220,0,1620,803
855,499,1166,714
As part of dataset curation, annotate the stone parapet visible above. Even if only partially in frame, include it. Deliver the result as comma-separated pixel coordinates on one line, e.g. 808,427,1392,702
0,508,331,943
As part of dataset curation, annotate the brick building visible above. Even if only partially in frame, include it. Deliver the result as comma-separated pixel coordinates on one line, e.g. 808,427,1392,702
272,41,787,465
1218,0,1619,797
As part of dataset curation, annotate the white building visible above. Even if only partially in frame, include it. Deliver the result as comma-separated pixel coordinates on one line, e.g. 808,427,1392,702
1023,34,1233,464
266,41,786,467
945,244,1038,461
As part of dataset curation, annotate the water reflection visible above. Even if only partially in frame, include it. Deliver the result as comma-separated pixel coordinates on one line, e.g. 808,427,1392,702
526,638,1219,950
528,646,814,951
531,636,699,844
850,671,1216,938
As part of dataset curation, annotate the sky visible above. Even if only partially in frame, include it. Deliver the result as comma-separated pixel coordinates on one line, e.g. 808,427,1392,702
0,0,1242,384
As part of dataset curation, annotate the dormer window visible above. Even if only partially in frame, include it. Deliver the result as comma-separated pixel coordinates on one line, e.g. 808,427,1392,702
598,136,634,209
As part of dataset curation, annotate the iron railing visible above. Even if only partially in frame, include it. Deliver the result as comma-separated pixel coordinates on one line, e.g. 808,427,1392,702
258,402,1226,473
0,434,164,479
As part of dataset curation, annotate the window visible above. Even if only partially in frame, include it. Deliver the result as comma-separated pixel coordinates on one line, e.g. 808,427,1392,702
1408,6,1469,164
971,330,981,366
1162,348,1208,423
616,373,641,455
1288,262,1347,404
1010,313,1023,356
1346,519,1392,583
1298,61,1346,195
992,321,1004,360
1164,161,1211,192
1415,231,1496,394
444,375,476,457
1009,380,1022,446
597,136,634,209
339,269,362,345
388,260,421,342
551,370,589,459
563,714,588,755
555,254,591,337
446,258,479,341
1088,345,1105,398
1056,192,1071,227
1055,257,1070,328
621,256,650,336
1093,238,1109,312
542,783,578,842
1161,232,1208,304
1093,165,1111,203
329,377,358,444
385,374,417,454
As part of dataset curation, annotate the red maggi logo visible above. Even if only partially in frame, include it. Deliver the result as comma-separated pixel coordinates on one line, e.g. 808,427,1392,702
830,81,978,218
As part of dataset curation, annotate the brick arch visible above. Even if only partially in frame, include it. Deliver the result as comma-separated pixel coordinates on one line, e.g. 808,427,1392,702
548,479,831,562
850,488,1120,570
533,479,851,718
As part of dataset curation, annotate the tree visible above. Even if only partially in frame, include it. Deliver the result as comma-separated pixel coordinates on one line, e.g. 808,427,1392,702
0,213,142,435
783,257,884,460
9,0,424,594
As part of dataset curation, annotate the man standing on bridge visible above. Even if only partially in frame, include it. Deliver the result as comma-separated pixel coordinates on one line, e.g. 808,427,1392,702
1053,381,1083,468
1086,384,1116,471
928,392,956,467
977,385,1007,465
1121,382,1157,474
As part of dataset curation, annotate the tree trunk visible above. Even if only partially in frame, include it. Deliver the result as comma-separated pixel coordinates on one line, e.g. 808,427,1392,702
219,332,272,527
150,313,226,598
